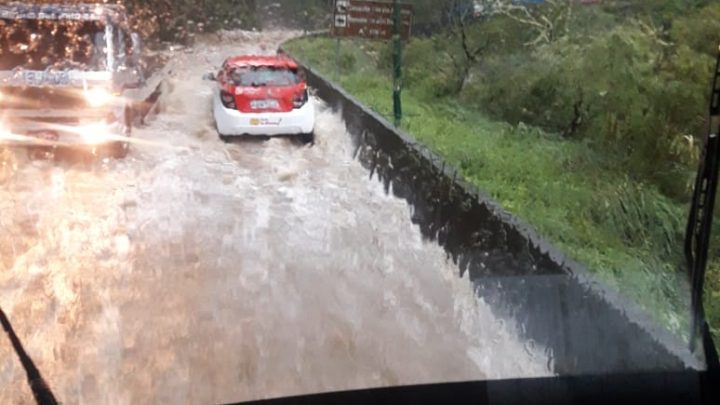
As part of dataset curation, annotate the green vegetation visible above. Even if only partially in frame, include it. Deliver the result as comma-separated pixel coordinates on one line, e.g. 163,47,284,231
285,0,720,344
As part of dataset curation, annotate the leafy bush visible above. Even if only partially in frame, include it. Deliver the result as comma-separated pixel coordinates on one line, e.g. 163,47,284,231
402,38,438,88
406,37,468,98
671,3,720,57
461,15,713,200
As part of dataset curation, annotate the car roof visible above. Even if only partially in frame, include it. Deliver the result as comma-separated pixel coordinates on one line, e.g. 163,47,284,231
224,55,299,70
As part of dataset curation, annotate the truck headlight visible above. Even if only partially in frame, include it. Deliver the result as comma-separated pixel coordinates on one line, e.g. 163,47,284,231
80,123,112,144
85,88,114,108
0,124,10,141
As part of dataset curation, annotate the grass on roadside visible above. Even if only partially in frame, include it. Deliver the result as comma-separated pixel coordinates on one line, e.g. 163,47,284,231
285,36,712,344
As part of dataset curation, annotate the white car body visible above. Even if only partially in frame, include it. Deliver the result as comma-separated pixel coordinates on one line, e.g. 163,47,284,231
212,88,315,137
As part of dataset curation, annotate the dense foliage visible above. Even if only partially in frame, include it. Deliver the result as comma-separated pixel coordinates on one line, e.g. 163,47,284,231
370,2,718,199
422,2,720,341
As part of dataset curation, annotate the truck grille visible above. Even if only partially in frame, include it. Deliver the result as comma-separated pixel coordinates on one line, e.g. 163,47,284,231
0,87,87,109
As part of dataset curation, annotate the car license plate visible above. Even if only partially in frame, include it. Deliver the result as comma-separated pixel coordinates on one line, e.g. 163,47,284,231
250,99,279,110
250,118,282,126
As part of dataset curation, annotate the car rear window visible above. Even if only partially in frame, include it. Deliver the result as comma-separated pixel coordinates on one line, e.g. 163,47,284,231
229,66,299,87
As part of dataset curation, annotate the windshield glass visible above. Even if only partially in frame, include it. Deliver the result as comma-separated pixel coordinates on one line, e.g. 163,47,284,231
230,66,299,86
0,1,717,404
0,19,107,70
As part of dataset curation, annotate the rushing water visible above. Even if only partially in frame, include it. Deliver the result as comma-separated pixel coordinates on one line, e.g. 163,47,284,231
0,31,550,404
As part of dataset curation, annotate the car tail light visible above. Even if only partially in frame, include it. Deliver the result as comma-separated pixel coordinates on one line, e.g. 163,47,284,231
293,89,308,109
220,90,236,109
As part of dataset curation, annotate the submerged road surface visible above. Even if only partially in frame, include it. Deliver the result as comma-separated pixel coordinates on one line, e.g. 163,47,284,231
0,31,550,404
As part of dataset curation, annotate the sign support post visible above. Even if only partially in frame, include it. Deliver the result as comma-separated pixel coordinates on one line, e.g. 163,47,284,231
392,0,402,127
332,0,412,127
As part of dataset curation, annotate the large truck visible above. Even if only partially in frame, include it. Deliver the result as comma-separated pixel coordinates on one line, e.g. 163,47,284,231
0,3,146,158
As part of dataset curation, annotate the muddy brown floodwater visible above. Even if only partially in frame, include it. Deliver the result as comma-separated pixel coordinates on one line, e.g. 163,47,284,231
0,31,551,404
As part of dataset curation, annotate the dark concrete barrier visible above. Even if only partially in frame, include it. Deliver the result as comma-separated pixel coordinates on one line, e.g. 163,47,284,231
282,46,707,377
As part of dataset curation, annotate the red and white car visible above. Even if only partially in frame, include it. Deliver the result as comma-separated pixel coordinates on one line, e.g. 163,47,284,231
206,54,315,143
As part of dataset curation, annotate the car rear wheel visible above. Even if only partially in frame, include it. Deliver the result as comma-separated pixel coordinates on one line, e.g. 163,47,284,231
215,118,231,142
300,131,315,145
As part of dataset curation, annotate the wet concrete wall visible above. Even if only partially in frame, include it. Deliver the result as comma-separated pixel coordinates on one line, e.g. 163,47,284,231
283,48,704,376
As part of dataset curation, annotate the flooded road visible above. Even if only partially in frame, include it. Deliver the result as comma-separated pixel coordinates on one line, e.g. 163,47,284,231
0,31,550,404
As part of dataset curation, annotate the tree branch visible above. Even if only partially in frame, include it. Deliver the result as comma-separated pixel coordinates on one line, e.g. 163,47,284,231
486,0,573,46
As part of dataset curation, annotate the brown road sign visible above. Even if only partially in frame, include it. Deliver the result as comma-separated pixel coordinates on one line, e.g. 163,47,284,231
332,0,413,41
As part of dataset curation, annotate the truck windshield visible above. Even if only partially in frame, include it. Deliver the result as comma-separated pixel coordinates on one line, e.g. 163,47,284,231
0,19,107,71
